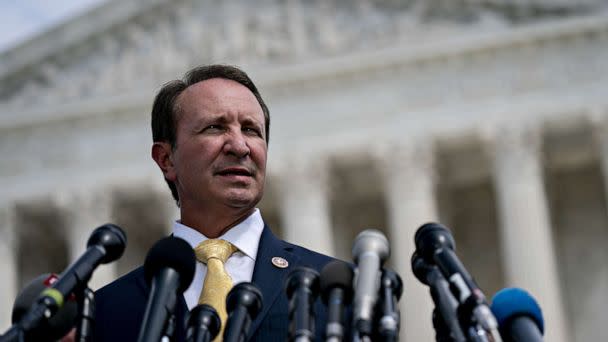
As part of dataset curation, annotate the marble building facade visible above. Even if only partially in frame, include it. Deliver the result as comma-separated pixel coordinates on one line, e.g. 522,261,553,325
1,0,608,341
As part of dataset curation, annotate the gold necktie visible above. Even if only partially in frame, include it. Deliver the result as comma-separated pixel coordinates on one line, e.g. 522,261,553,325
195,239,238,340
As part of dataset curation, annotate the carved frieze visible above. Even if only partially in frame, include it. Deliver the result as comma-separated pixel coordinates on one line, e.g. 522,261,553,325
1,0,603,111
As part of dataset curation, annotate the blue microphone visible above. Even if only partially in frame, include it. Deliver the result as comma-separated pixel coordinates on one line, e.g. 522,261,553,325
490,288,544,342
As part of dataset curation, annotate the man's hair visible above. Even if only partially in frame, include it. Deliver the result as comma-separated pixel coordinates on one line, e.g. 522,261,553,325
151,64,270,204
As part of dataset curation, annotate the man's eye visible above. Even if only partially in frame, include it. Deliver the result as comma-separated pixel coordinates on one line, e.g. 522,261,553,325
203,125,222,132
243,127,262,136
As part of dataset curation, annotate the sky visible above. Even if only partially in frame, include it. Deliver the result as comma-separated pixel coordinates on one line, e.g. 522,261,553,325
0,0,107,53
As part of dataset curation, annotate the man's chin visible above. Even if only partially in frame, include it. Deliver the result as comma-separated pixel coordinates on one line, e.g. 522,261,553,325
223,193,262,210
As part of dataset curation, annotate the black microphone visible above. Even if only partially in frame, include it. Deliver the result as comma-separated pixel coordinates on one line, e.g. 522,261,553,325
376,268,402,342
351,229,389,340
490,288,544,342
415,223,501,341
186,304,221,342
2,224,126,341
286,267,320,342
223,282,263,342
11,274,78,341
411,252,465,342
319,260,353,342
137,237,196,342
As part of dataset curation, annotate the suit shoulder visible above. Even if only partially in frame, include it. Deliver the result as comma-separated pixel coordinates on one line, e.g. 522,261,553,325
282,240,346,270
96,266,145,297
94,267,148,342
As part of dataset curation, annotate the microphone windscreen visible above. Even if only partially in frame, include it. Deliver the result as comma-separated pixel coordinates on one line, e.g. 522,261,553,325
87,223,127,264
414,223,456,260
12,274,78,340
490,287,544,334
319,260,354,304
144,237,196,292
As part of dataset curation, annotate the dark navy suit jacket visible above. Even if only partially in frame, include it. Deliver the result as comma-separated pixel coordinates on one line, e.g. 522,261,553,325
93,225,337,341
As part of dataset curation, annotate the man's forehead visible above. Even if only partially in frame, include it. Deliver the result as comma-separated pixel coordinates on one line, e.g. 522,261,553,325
176,78,263,119
184,78,253,98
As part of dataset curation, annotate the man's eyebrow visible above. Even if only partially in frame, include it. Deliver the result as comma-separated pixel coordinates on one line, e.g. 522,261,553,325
196,114,228,125
241,115,263,126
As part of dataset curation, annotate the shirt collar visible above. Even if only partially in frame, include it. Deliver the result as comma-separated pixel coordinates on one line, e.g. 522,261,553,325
172,208,264,261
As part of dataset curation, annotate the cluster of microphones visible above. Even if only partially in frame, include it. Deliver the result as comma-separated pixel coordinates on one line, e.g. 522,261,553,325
0,222,546,342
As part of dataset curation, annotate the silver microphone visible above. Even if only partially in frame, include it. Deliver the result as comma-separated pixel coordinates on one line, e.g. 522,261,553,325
351,229,390,339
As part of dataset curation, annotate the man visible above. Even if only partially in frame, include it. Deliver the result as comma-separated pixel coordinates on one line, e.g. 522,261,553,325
94,65,336,341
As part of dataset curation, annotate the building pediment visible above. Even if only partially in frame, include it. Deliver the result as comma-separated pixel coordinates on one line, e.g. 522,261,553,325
0,0,603,114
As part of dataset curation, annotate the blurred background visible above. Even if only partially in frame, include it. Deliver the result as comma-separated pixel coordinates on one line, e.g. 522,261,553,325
1,0,608,341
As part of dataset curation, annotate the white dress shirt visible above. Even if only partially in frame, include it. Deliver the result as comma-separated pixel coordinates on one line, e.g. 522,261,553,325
173,208,265,310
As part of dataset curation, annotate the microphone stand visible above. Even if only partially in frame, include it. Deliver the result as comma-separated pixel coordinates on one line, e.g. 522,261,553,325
377,269,402,342
427,269,465,342
76,287,95,342
161,314,176,342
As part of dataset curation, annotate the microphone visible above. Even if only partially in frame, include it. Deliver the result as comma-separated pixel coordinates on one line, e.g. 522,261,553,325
411,252,465,342
11,274,78,341
415,223,501,341
490,288,544,342
186,304,221,342
351,229,389,339
376,268,402,342
223,282,263,342
3,224,126,341
319,260,353,342
286,267,320,342
137,237,196,342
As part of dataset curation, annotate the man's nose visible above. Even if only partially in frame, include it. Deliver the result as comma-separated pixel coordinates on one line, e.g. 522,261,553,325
223,130,250,158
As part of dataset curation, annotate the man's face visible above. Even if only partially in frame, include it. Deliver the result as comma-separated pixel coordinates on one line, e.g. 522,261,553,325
167,78,267,211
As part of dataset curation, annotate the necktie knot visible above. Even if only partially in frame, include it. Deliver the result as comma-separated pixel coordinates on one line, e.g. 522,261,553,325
195,239,237,264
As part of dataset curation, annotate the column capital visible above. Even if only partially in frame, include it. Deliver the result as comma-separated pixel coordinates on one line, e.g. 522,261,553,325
370,139,436,182
271,151,331,193
481,121,543,169
52,188,114,236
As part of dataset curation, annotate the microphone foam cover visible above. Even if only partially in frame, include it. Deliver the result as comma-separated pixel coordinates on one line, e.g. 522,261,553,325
144,237,196,293
319,260,354,304
490,287,544,334
414,222,456,260
12,274,78,340
87,223,127,264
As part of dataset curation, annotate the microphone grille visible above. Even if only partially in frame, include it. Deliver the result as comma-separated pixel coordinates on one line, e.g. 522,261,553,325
352,229,390,263
144,237,196,293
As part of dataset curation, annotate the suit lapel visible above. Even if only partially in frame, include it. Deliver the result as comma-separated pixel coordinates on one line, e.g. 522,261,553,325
248,225,300,336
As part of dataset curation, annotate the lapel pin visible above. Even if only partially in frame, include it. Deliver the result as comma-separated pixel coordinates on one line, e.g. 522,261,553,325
271,257,289,268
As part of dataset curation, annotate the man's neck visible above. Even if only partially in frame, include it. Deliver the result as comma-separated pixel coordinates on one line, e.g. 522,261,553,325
179,204,256,238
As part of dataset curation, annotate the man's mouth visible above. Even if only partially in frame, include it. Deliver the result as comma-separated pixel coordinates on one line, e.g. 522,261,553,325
216,167,253,177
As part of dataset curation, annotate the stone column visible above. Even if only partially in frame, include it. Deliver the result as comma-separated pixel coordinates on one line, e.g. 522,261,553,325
590,110,608,209
373,142,437,342
55,190,117,290
150,180,180,236
488,124,568,342
276,155,336,257
0,204,17,328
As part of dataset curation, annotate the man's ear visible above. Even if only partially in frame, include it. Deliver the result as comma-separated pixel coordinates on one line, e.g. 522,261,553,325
151,142,177,182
